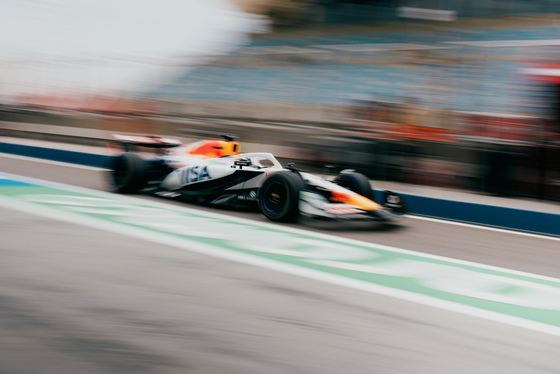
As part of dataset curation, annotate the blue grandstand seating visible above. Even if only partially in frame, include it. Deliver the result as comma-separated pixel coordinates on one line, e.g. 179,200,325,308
148,25,560,114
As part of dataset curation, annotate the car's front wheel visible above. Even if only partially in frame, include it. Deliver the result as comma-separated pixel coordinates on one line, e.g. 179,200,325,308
333,170,373,200
258,172,305,222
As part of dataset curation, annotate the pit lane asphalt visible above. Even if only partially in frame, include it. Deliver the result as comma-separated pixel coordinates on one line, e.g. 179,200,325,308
1,155,560,374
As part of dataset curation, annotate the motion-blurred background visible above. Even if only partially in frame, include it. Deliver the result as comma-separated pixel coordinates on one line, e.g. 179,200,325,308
1,0,560,200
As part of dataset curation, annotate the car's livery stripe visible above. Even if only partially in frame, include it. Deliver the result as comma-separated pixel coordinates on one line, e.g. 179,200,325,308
1,171,560,338
177,169,261,193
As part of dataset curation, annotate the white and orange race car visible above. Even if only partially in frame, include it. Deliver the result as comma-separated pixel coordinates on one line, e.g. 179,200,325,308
106,134,406,223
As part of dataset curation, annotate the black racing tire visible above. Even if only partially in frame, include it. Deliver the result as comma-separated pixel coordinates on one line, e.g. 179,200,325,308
107,153,147,194
258,172,305,222
333,171,373,200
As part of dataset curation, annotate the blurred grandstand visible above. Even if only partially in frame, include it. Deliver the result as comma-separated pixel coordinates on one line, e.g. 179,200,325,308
141,1,560,200
2,0,560,200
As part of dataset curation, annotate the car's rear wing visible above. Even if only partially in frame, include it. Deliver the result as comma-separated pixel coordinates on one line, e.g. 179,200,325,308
109,134,182,152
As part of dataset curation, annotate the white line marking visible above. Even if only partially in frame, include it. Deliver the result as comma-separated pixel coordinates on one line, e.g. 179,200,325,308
0,152,107,171
1,193,560,338
408,214,560,242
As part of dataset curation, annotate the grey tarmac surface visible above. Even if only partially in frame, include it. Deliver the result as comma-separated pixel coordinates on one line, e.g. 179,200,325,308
1,155,560,374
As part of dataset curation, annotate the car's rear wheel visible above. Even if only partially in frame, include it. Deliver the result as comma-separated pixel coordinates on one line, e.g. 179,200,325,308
333,171,373,200
258,172,305,222
107,153,147,193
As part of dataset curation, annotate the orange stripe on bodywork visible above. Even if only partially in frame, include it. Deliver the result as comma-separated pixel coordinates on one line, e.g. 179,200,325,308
178,140,240,158
394,124,456,142
329,190,382,211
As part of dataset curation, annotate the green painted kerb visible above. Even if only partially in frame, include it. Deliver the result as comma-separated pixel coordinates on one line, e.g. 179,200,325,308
1,173,560,333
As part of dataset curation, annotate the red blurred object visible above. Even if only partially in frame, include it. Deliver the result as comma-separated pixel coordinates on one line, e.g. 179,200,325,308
16,94,156,116
521,64,560,84
460,112,537,143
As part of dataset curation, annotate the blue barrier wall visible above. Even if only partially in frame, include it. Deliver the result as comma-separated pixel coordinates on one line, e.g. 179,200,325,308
401,194,560,236
0,142,107,168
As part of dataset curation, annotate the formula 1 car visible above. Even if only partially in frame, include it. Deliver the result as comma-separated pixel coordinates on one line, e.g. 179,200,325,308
106,134,406,223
